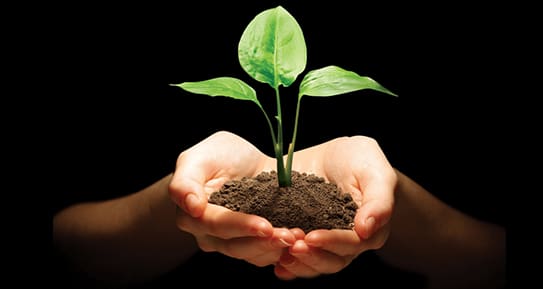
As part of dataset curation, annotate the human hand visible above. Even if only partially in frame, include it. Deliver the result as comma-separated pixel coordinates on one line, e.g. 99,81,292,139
273,136,397,279
169,131,296,266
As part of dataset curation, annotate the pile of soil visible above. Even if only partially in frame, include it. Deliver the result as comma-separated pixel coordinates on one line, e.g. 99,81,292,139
209,171,358,233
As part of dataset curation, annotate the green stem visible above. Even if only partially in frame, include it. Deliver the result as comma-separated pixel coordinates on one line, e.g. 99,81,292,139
258,105,277,148
258,104,288,186
275,86,283,153
274,86,291,187
286,96,302,179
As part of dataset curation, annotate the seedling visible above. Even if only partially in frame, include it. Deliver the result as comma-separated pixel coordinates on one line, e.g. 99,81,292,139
172,5,397,187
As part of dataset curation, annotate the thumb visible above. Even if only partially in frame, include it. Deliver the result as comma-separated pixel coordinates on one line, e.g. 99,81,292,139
354,182,394,240
168,172,207,218
355,200,393,240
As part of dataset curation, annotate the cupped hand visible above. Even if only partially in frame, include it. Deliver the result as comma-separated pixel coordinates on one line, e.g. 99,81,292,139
168,131,296,266
169,132,396,273
274,136,397,280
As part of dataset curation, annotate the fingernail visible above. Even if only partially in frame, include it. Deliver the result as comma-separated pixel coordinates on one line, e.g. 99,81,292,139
364,217,376,239
255,221,272,238
278,238,293,246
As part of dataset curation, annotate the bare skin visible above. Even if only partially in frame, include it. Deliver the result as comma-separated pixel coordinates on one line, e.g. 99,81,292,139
377,170,505,289
54,131,505,288
53,174,198,286
170,131,395,277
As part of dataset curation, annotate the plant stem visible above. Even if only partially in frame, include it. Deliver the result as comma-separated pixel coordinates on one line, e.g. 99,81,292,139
286,97,302,180
258,105,277,151
274,86,291,187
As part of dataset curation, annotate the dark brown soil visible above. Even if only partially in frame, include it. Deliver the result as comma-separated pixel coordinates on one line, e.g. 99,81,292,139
209,171,358,233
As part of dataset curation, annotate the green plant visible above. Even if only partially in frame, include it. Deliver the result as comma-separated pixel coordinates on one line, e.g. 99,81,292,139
172,5,397,187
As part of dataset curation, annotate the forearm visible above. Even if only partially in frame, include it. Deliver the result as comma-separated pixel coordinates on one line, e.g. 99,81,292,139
53,174,199,285
377,170,505,289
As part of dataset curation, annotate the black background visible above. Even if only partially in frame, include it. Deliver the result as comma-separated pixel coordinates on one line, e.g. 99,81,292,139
37,1,510,287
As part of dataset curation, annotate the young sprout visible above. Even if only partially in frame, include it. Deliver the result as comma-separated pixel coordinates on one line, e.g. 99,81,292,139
172,5,397,187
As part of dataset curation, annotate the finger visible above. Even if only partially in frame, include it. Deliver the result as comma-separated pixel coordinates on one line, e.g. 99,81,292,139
278,249,320,278
358,223,391,251
305,226,389,255
176,204,274,239
289,228,306,240
246,250,285,267
354,171,396,240
191,227,294,260
169,170,208,218
197,235,284,266
304,229,361,256
274,263,297,280
288,240,350,274
204,227,295,250
270,228,296,248
246,246,292,268
355,194,394,240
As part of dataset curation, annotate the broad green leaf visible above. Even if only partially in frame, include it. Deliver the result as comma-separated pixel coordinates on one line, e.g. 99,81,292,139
172,77,261,108
299,65,398,99
238,5,307,88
